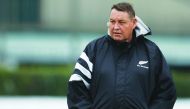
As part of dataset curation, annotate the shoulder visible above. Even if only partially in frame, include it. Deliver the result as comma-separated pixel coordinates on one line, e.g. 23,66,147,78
83,35,108,61
137,37,161,54
137,36,164,64
88,35,108,46
85,35,108,51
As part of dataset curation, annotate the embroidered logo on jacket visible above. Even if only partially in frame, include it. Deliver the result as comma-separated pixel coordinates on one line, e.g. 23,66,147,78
137,61,149,69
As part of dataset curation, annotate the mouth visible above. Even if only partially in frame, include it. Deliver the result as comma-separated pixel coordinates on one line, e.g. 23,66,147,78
113,33,121,36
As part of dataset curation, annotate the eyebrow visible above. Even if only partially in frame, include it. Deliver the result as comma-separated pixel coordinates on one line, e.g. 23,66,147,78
109,19,127,22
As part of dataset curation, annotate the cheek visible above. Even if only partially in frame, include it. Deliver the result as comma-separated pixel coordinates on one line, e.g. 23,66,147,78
122,28,133,36
109,26,114,33
124,26,133,32
121,27,129,33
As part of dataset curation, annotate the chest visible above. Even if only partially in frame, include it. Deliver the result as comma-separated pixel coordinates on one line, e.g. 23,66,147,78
95,44,149,76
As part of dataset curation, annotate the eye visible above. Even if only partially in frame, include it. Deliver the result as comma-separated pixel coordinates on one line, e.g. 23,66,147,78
109,20,115,24
119,21,126,24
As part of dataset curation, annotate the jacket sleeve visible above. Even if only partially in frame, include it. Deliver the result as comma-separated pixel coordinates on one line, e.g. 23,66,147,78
67,43,95,109
149,50,177,109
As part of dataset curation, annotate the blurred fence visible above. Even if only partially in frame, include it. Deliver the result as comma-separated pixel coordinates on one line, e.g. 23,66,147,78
0,32,190,68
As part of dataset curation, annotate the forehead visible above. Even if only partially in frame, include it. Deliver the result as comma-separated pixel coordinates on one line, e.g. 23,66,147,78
109,9,130,20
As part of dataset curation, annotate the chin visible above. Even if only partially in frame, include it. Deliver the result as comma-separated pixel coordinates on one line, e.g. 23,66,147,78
113,37,124,42
110,34,124,41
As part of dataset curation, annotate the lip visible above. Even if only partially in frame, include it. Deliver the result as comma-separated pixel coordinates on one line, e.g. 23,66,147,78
113,31,121,33
113,33,121,35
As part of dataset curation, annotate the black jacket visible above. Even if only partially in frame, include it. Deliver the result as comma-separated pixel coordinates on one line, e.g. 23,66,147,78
67,17,176,109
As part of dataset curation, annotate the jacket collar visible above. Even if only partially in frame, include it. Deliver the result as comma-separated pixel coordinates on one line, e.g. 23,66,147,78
107,31,136,49
135,16,151,37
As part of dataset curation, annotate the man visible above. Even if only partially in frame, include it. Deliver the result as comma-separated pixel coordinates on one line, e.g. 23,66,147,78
67,2,176,109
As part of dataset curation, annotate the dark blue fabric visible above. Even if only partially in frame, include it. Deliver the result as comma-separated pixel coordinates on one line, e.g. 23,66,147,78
67,34,176,109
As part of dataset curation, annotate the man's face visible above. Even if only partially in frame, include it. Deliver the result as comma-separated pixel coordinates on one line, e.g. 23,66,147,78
108,9,136,42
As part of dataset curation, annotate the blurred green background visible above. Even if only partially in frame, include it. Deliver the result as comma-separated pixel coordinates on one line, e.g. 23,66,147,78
0,0,190,98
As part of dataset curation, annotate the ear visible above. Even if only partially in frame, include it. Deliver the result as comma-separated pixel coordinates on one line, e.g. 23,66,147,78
107,22,110,27
132,18,137,29
107,22,110,35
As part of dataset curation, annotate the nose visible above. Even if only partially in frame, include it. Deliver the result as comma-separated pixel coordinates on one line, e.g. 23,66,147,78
113,23,120,30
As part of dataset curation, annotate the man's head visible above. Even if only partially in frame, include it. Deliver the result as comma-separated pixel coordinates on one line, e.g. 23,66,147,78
108,2,137,42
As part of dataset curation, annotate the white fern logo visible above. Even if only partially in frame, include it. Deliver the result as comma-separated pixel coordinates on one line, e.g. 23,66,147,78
137,61,149,69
